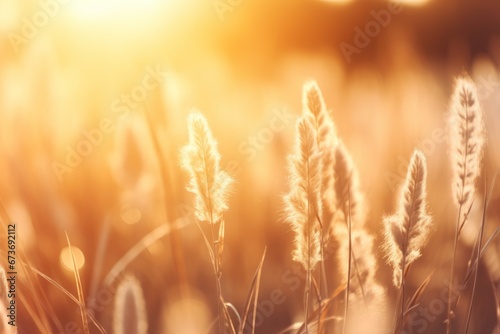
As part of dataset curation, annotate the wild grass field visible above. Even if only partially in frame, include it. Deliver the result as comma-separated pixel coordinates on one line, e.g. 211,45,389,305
0,0,500,333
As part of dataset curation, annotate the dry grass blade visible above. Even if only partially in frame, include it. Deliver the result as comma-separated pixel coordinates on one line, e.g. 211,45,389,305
31,267,106,333
294,283,347,334
465,172,489,334
104,217,191,286
220,297,237,334
0,200,57,333
465,227,500,284
195,221,217,271
399,271,433,332
238,248,267,334
225,302,241,330
20,258,64,333
65,232,90,334
450,227,500,315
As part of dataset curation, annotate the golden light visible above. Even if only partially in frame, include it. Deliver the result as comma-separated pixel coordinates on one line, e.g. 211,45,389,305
120,205,142,225
59,246,86,272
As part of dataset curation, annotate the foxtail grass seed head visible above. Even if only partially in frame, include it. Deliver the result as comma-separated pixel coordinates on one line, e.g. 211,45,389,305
303,80,327,119
284,115,323,270
180,112,233,224
383,150,432,287
333,141,365,228
113,275,148,334
449,76,486,208
303,81,338,213
335,227,378,292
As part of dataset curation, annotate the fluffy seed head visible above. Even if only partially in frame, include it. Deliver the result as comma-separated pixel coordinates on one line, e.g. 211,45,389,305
303,81,338,214
383,150,432,287
284,115,323,270
113,275,148,334
180,112,233,224
333,141,365,228
449,76,486,208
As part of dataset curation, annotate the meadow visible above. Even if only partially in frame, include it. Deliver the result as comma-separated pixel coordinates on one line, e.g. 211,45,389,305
0,1,499,333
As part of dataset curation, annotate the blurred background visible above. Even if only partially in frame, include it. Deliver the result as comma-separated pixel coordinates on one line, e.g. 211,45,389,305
0,0,499,333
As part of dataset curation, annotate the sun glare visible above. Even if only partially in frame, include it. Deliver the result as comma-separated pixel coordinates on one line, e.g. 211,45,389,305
60,246,86,272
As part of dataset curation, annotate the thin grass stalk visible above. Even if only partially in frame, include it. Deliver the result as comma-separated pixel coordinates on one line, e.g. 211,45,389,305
65,233,89,334
209,215,225,334
143,105,188,292
465,172,488,334
447,193,463,333
342,188,352,334
283,115,322,334
383,150,432,333
447,77,485,334
180,112,234,334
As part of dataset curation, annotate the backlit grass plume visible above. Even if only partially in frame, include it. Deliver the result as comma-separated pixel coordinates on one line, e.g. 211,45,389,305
383,150,431,287
449,76,485,209
446,76,486,334
333,141,365,227
284,115,322,270
113,275,148,334
331,141,370,334
284,115,322,332
383,150,432,330
180,111,234,333
303,81,338,214
180,111,233,224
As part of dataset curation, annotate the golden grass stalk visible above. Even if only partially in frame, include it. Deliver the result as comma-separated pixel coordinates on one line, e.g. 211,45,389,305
446,76,486,334
65,233,89,334
180,111,234,333
383,149,431,331
331,141,371,334
284,114,322,271
336,229,378,300
284,114,322,333
113,275,148,334
303,80,338,214
302,80,339,306
333,141,365,228
180,111,233,225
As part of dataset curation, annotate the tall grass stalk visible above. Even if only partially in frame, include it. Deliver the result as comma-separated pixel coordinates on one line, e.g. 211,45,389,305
383,150,432,333
284,115,322,334
180,111,233,333
446,77,485,334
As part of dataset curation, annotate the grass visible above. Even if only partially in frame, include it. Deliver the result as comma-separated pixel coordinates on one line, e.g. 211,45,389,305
1,75,499,334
